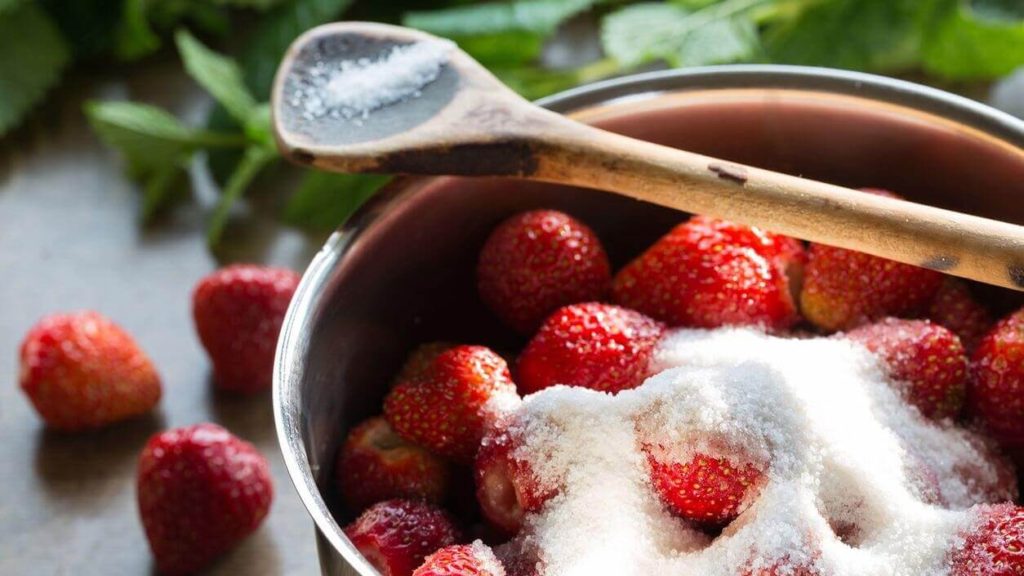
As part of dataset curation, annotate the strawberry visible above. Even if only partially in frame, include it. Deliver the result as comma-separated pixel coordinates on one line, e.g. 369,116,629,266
495,540,543,576
137,423,273,575
799,190,942,331
336,417,451,513
968,308,1024,446
192,264,300,393
742,560,821,576
927,279,993,353
612,217,801,330
516,302,665,395
477,210,611,334
19,311,161,430
385,345,519,463
685,216,806,275
950,504,1024,575
475,424,556,535
845,318,967,419
396,342,456,384
345,499,461,576
643,445,764,526
413,542,506,576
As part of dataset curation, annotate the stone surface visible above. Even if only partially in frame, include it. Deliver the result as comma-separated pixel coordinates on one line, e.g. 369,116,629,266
0,64,322,575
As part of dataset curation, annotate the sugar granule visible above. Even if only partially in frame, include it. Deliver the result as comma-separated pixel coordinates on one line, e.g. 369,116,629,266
290,39,455,121
500,328,1011,576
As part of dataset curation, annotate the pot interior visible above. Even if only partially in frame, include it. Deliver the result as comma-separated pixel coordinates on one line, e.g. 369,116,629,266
289,80,1024,564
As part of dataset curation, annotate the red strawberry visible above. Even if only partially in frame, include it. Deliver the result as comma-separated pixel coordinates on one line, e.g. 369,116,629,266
928,280,993,353
413,542,506,576
336,417,451,513
396,342,456,384
950,504,1024,575
612,217,801,330
192,264,300,393
477,210,611,334
475,424,556,535
685,216,806,275
19,311,161,430
385,345,519,463
516,302,665,395
643,445,764,526
845,318,967,419
345,499,461,576
742,559,821,576
137,423,273,575
968,308,1024,446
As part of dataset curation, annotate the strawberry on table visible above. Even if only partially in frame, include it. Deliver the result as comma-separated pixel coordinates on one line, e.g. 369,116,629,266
336,416,451,512
385,345,519,463
137,423,273,575
845,318,967,419
475,424,556,535
643,444,765,527
516,302,665,395
19,311,161,430
192,264,300,393
950,503,1024,575
345,499,461,576
612,217,801,331
968,308,1024,446
413,542,507,576
477,210,611,334
928,279,993,353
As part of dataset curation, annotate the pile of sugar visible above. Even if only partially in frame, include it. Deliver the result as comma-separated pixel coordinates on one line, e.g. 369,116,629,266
289,39,455,121
502,328,1013,576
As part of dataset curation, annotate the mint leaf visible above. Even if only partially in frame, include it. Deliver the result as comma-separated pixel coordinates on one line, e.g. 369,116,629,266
404,0,598,65
211,0,287,9
239,0,355,97
0,3,70,136
115,0,161,60
762,0,928,72
207,145,278,246
602,1,762,69
0,0,27,15
284,172,390,232
86,101,246,218
405,0,596,36
176,29,258,124
922,1,1024,79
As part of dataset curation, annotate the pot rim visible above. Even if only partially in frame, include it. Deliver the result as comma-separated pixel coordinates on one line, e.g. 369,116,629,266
272,64,1024,575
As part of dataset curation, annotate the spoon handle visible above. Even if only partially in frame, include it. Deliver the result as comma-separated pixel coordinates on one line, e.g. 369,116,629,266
523,111,1024,292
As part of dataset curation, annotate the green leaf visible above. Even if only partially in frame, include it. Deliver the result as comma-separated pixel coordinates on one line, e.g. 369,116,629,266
404,0,598,65
176,29,257,124
207,145,278,245
404,0,596,36
86,101,247,217
0,3,70,137
922,0,1024,79
284,172,390,232
238,0,355,97
970,0,1024,20
0,0,27,15
115,0,160,60
602,1,762,69
762,0,929,72
210,0,287,9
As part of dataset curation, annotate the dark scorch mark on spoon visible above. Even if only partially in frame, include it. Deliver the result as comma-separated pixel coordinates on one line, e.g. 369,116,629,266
708,162,748,185
921,255,959,271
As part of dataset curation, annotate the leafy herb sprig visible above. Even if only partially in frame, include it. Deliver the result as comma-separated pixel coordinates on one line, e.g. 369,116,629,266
6,0,1024,245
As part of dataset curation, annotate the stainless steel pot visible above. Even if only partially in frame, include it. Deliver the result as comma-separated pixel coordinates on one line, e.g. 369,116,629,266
273,65,1024,576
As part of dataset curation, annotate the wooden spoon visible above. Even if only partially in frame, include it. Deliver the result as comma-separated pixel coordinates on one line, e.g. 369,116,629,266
272,22,1024,292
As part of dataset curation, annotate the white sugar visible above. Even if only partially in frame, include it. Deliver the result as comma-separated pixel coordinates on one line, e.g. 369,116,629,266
289,39,455,121
500,328,1014,576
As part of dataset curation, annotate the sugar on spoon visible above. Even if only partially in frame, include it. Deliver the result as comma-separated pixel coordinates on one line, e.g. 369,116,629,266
272,22,1024,292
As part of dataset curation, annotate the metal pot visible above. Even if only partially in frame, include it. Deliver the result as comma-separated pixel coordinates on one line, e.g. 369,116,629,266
273,65,1024,575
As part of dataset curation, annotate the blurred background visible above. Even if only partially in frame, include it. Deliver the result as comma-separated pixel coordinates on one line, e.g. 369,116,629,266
2,1,1024,574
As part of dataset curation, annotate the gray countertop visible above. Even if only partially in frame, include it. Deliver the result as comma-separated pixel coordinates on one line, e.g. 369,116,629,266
0,63,323,575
